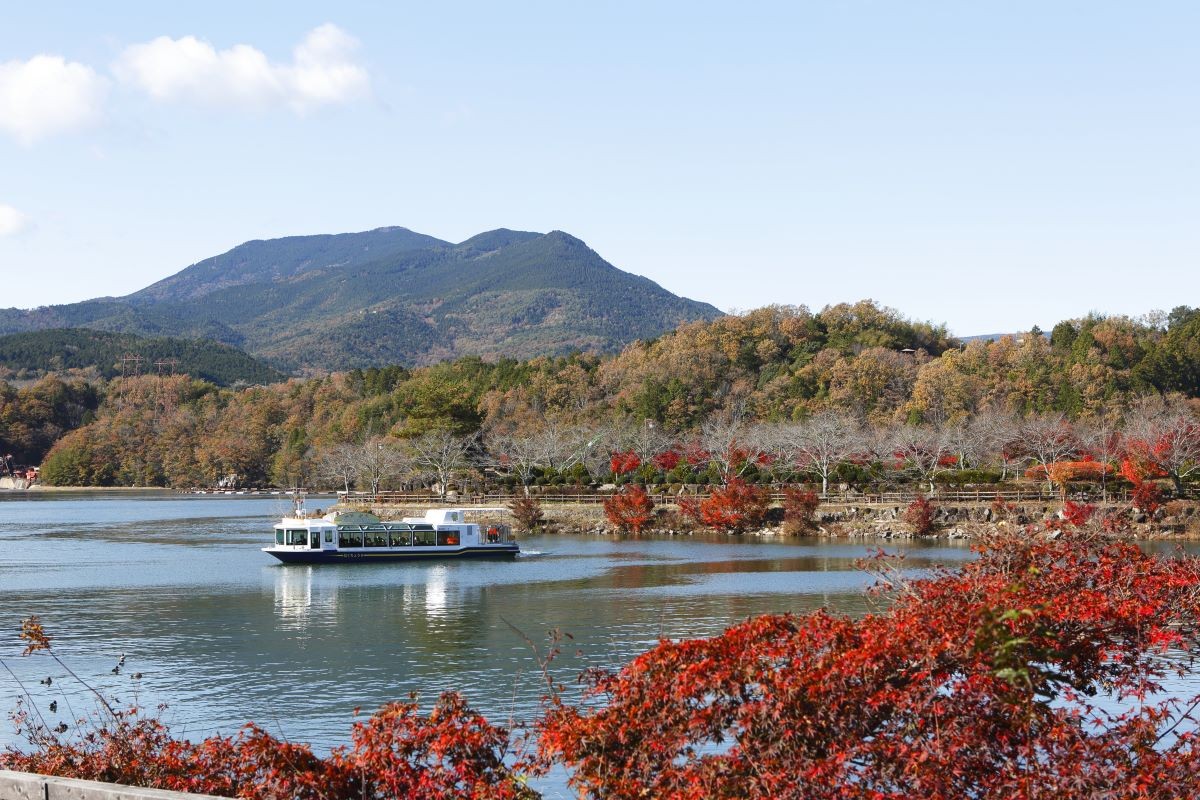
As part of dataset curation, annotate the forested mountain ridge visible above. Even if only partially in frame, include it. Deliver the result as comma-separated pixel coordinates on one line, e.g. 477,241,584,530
0,227,722,371
0,329,284,386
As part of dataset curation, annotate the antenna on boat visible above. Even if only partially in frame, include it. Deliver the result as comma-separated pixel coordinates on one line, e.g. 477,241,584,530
288,488,307,518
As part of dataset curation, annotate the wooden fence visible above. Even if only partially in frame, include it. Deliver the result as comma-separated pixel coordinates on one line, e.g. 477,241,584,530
336,486,1131,507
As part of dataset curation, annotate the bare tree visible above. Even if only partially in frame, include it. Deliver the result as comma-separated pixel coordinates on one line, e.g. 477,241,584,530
402,430,479,499
485,430,547,496
699,416,764,485
769,411,862,495
1079,417,1124,501
355,437,408,496
1125,397,1200,495
966,410,1021,479
890,424,955,494
1019,415,1079,492
539,419,607,475
315,442,359,493
612,418,669,467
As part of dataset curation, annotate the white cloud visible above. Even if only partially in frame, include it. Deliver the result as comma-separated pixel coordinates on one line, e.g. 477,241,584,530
114,24,369,113
0,55,109,144
0,204,32,237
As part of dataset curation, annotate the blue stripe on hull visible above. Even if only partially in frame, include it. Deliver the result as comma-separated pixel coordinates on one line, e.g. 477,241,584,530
266,546,519,564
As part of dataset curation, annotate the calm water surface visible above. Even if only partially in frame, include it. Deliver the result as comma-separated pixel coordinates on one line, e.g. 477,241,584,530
9,492,1142,794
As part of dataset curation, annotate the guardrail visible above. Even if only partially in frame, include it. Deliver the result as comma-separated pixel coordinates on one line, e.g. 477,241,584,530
0,769,224,799
335,487,1126,507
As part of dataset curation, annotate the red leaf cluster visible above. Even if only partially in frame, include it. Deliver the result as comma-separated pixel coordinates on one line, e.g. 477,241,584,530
651,449,681,471
2,693,534,800
682,478,768,532
1061,500,1095,526
536,532,1200,798
603,484,655,533
903,494,937,535
609,450,641,476
1119,457,1165,516
781,487,821,535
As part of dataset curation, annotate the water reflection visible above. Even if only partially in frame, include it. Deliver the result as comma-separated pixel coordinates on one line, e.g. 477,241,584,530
425,565,448,617
0,494,982,756
274,566,318,628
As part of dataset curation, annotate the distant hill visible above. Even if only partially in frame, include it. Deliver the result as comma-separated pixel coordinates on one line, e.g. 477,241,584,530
0,227,723,371
0,329,285,386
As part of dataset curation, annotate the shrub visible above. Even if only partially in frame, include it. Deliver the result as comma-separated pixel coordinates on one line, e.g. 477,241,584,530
904,494,937,535
681,478,768,532
507,495,544,532
781,487,821,535
603,485,655,533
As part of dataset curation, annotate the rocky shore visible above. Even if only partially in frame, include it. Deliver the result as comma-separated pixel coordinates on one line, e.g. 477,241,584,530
339,498,1200,540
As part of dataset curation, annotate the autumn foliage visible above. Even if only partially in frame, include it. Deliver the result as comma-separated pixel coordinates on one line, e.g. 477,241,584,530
608,450,641,477
1119,457,1165,516
4,618,533,800
11,525,1200,798
903,493,937,534
781,487,821,534
535,529,1200,798
603,484,655,533
682,478,769,532
2,695,534,800
1060,499,1096,526
506,494,544,531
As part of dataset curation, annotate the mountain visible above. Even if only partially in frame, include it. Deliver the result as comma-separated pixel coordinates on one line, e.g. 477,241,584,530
0,227,723,371
0,329,285,386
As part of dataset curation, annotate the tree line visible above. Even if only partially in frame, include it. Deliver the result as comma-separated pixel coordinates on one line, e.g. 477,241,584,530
0,300,1195,489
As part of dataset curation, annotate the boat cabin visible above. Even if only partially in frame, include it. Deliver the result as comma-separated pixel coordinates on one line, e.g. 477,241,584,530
266,506,517,562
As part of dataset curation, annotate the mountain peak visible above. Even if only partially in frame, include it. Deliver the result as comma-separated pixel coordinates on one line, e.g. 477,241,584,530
0,225,723,371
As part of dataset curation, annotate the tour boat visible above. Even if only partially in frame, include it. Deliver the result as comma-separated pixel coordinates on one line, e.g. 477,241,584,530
263,497,519,564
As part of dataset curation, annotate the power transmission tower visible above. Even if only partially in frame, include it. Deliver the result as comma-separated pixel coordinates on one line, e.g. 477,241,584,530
120,354,144,379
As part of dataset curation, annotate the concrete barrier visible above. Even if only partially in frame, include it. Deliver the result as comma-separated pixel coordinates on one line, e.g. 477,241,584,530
0,770,225,800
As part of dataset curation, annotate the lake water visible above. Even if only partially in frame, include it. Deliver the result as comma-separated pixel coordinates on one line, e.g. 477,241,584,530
2,492,1182,795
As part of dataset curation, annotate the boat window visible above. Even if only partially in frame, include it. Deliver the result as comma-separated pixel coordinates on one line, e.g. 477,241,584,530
324,530,334,543
412,526,436,546
275,530,284,545
338,527,364,548
365,528,388,547
388,525,411,547
287,529,307,546
436,529,461,546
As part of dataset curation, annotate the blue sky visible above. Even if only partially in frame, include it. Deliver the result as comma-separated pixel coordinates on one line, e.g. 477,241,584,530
1,2,1197,335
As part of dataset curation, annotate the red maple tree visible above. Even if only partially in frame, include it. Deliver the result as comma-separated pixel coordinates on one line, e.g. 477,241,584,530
603,484,655,533
536,526,1200,798
681,478,768,532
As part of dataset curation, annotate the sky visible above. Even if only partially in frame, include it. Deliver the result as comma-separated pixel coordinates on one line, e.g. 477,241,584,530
1,2,1197,336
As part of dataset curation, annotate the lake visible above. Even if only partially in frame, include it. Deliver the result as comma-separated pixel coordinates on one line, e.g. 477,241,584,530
0,491,1115,794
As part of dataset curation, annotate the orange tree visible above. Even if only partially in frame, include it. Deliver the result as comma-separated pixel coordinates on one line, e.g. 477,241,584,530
535,525,1200,799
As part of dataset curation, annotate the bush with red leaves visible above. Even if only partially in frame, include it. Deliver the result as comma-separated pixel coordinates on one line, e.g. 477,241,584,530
535,529,1200,799
680,478,768,532
903,493,937,534
603,484,655,533
781,487,821,535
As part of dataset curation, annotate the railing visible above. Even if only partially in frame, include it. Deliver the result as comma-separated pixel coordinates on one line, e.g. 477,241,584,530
336,487,1126,507
0,769,224,799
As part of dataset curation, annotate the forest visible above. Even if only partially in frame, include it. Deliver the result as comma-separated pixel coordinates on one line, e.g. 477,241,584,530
0,300,1196,492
